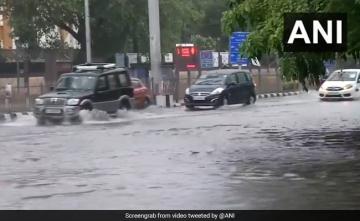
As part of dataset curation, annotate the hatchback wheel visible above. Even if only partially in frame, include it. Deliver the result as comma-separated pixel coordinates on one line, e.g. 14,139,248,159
222,97,229,106
246,95,256,105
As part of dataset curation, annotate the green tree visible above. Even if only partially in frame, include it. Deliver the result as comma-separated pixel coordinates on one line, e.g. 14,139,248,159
326,0,360,61
1,0,149,61
190,34,217,50
1,0,229,62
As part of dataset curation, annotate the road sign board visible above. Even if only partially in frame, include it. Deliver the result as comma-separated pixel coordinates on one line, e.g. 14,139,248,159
200,51,214,69
229,32,250,66
175,44,200,71
324,60,336,74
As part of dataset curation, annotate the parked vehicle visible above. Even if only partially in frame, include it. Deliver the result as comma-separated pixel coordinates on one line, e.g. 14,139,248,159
33,63,134,125
319,69,360,100
184,69,256,110
131,78,151,109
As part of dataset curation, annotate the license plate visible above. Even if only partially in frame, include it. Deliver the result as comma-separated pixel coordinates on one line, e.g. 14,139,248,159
193,96,206,101
45,109,62,114
327,92,339,95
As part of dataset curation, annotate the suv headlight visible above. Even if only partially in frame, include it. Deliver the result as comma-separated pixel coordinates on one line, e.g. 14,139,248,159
35,98,44,105
185,88,190,95
344,84,353,90
210,88,224,95
67,98,80,106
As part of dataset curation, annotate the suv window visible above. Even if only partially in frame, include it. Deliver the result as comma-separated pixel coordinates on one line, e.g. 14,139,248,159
237,72,248,83
225,73,238,85
118,72,130,87
245,72,253,82
108,74,119,90
96,75,108,91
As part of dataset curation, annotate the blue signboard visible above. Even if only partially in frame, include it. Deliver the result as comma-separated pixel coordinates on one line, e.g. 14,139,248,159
200,50,214,69
229,32,249,66
324,60,336,75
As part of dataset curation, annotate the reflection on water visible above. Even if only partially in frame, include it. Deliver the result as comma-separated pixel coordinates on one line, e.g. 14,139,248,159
222,129,360,209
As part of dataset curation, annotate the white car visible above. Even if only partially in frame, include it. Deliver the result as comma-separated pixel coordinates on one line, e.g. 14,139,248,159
319,69,360,100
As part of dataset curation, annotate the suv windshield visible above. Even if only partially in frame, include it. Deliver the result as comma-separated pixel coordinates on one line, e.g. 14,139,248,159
327,71,358,81
56,75,97,91
195,74,225,85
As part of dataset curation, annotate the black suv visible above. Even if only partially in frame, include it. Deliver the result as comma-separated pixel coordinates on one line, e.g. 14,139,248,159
184,69,256,109
33,63,134,125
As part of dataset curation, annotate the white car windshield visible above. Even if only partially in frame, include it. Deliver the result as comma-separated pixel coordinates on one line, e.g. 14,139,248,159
327,71,358,81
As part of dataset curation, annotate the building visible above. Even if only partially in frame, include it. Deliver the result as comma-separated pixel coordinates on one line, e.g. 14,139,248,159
0,7,14,49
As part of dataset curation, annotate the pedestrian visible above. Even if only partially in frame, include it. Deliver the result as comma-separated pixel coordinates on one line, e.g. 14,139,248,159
5,83,13,113
301,80,309,93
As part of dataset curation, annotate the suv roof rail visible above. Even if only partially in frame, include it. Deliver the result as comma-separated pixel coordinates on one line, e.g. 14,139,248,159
73,63,117,72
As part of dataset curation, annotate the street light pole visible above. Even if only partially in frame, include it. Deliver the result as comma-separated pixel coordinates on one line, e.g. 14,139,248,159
84,0,92,63
148,0,162,96
14,38,20,93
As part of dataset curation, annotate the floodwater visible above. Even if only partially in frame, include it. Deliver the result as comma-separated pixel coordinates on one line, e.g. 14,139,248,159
1,92,360,209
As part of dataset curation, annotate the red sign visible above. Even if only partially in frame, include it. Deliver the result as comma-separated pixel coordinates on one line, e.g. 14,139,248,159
175,45,200,71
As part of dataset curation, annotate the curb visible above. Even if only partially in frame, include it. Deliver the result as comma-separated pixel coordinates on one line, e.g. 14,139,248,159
257,91,301,99
177,91,302,106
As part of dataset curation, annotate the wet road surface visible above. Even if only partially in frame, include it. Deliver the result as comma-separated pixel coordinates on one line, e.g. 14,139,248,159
1,91,360,209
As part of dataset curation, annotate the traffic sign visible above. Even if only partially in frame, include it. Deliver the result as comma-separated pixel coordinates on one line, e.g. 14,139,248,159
229,32,250,66
200,51,213,69
324,60,336,74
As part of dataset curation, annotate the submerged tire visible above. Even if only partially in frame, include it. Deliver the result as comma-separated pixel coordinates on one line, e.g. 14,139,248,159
70,116,82,125
49,119,64,125
143,97,151,108
119,99,132,110
185,105,194,111
37,118,46,126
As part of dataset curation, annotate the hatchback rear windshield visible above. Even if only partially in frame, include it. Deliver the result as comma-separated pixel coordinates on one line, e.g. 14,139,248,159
327,71,358,81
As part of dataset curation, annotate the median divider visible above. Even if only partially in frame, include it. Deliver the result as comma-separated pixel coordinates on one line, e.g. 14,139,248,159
177,91,302,107
257,91,301,99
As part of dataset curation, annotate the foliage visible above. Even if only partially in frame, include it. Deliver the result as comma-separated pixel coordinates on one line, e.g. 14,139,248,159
1,0,228,63
190,35,217,50
326,0,360,60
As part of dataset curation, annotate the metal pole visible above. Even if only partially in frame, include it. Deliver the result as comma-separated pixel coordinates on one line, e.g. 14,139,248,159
16,60,20,93
85,0,92,63
148,0,162,96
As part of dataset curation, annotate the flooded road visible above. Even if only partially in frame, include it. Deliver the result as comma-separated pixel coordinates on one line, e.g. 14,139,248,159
1,92,360,209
